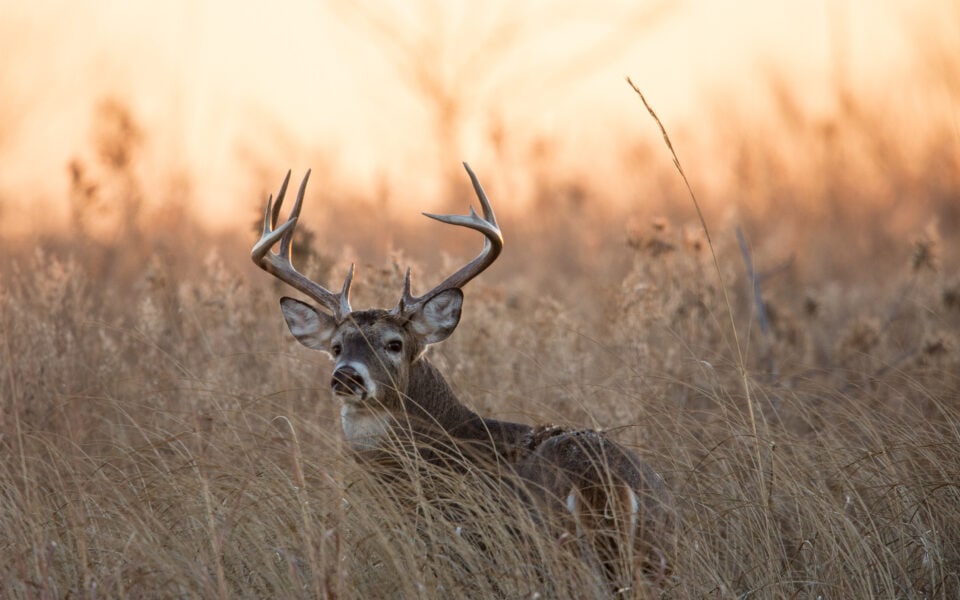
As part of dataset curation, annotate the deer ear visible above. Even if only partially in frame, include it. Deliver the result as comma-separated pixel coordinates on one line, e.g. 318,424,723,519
280,297,338,351
409,289,463,345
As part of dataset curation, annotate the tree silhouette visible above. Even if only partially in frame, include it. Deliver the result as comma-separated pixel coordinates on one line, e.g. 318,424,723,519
330,0,675,205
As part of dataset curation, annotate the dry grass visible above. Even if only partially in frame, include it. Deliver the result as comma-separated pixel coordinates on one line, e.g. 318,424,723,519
2,82,960,598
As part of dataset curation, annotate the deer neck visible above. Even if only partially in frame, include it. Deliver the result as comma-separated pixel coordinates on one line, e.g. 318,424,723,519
403,358,533,459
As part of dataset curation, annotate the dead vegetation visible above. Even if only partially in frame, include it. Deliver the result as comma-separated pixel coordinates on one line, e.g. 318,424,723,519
2,73,959,598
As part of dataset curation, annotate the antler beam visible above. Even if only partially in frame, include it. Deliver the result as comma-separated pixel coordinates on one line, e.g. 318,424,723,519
251,170,353,320
395,162,503,315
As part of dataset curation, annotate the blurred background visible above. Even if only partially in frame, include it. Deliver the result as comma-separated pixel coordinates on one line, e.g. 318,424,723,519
1,0,957,282
4,5,960,596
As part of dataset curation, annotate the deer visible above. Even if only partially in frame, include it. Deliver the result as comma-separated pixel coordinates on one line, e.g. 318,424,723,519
252,163,672,589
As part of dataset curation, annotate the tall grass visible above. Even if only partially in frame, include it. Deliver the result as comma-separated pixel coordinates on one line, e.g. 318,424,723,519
2,80,959,597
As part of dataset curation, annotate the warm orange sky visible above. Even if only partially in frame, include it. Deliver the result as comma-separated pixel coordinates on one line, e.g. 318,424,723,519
0,0,950,232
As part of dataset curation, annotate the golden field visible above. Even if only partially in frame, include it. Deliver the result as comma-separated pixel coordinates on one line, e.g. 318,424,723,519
2,70,960,598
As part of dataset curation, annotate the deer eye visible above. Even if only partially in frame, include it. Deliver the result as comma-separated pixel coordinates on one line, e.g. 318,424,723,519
386,340,403,353
331,343,342,356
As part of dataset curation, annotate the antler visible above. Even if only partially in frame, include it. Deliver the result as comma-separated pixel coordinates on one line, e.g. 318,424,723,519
251,170,353,320
395,162,503,315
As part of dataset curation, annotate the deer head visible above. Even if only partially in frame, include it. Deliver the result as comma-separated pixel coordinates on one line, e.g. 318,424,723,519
251,164,502,431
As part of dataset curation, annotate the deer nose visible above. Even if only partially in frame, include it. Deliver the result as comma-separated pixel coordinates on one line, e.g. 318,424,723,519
331,365,367,397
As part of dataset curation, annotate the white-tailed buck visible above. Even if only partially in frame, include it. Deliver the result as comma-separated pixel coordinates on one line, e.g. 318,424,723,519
252,163,672,587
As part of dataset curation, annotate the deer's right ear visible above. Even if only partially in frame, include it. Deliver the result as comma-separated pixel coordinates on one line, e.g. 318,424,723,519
280,297,338,352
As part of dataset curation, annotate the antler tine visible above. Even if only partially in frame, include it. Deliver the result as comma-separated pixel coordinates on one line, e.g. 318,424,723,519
337,263,355,317
463,161,498,226
397,163,503,314
270,170,291,229
251,170,353,320
278,168,310,260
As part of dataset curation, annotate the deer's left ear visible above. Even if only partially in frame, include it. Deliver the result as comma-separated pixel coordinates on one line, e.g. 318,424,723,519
408,288,463,345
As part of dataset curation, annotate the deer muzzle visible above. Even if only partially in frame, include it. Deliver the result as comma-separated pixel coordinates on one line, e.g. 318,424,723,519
331,365,368,399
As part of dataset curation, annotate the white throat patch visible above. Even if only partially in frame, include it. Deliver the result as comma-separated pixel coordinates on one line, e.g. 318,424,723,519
340,403,394,451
